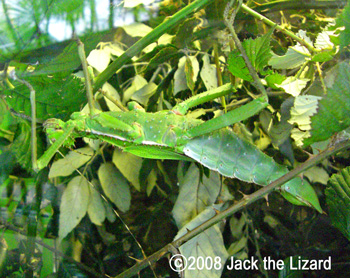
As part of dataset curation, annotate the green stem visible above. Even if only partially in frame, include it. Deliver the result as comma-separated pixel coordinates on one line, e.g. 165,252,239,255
12,75,38,171
77,39,96,117
241,3,317,53
93,0,215,92
213,43,227,112
224,1,268,100
114,139,350,278
252,0,347,14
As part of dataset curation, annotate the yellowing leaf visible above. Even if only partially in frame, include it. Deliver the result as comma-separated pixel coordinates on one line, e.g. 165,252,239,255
304,166,329,185
87,180,106,225
185,57,195,92
103,43,125,57
98,162,131,212
288,95,321,146
158,33,174,45
200,54,218,90
59,176,90,241
87,49,110,72
102,82,122,111
131,82,157,106
276,77,310,97
123,75,148,103
112,149,142,191
174,205,228,278
146,169,157,196
174,56,199,95
122,23,153,37
315,31,335,50
172,164,221,229
49,147,94,178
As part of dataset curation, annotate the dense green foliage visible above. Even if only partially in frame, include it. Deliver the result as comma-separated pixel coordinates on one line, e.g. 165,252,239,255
0,0,349,277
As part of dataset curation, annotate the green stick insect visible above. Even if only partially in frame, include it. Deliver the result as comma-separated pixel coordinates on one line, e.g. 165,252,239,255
20,0,321,213
25,34,321,213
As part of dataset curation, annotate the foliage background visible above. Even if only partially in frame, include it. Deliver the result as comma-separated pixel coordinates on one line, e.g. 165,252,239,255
0,0,350,277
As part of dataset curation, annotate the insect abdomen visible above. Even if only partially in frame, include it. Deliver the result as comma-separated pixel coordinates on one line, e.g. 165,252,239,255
182,128,322,212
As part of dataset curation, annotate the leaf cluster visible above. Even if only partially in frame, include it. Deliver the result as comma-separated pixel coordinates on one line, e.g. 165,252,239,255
0,1,350,278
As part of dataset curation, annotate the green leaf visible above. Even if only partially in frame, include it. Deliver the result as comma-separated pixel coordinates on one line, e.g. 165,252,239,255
11,120,34,170
59,176,90,241
325,166,350,241
49,147,94,178
30,35,101,76
172,164,221,228
3,73,87,120
87,182,106,226
98,162,131,212
0,151,16,185
174,205,228,278
172,17,199,49
227,50,253,82
243,27,274,73
146,170,157,196
336,1,350,50
311,51,334,63
142,45,180,73
304,62,350,145
265,73,286,89
227,214,248,259
0,99,17,140
104,201,117,223
227,28,273,80
278,256,303,278
269,45,310,70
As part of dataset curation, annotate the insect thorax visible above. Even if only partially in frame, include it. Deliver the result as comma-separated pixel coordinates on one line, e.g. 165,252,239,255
84,110,203,147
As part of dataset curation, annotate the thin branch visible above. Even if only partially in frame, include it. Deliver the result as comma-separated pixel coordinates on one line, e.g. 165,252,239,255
113,139,350,278
9,72,38,171
77,38,96,117
240,4,317,53
224,0,268,100
252,0,347,14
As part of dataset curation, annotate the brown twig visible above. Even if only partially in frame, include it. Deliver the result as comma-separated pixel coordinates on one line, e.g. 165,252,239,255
113,139,350,278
